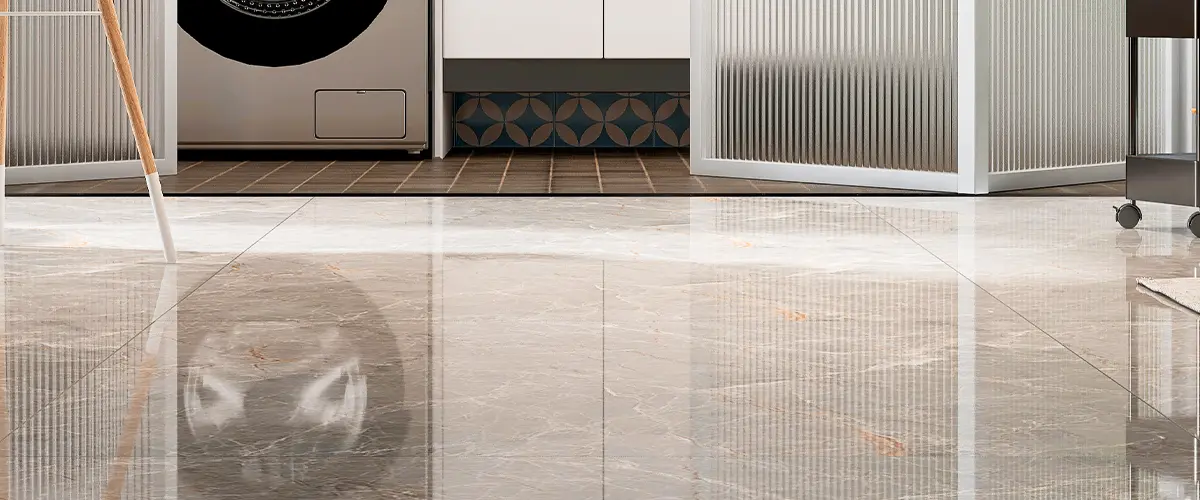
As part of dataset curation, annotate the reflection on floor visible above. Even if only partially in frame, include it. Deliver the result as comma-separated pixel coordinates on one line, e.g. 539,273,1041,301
7,149,1127,196
0,195,1195,498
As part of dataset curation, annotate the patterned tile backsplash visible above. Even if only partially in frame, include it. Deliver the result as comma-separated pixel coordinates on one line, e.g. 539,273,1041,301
454,92,689,148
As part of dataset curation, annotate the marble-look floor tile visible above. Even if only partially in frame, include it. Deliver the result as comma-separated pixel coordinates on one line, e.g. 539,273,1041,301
438,457,602,500
0,247,241,447
439,319,603,458
3,254,434,473
177,456,430,498
4,457,429,499
0,196,1196,499
440,257,604,323
858,196,1200,438
858,197,1187,325
4,197,307,254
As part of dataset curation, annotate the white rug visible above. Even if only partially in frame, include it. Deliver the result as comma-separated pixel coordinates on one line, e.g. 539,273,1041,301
1137,278,1200,315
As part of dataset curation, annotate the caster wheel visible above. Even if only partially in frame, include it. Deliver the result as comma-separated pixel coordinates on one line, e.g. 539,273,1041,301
1188,212,1200,238
1116,203,1142,229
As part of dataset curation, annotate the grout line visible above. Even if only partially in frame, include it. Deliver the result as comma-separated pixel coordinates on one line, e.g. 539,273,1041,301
496,149,514,193
675,148,690,169
178,160,203,173
185,160,247,193
594,149,603,193
81,159,201,193
238,160,293,194
548,150,555,194
444,151,473,193
343,160,381,193
675,149,708,192
748,180,765,194
289,160,336,194
83,178,115,192
634,149,657,194
394,160,426,193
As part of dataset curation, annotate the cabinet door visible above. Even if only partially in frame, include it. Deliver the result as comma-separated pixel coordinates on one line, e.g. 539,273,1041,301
603,0,690,59
443,0,604,59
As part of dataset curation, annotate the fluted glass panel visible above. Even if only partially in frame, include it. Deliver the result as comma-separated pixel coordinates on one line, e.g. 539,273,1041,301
697,0,957,172
6,0,164,167
990,1,1174,172
989,0,1125,172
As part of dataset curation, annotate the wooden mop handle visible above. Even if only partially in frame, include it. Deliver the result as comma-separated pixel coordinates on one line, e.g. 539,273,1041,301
96,0,155,175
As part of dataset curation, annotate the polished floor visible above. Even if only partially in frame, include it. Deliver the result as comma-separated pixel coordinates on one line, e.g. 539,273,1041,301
0,195,1194,498
7,149,1126,196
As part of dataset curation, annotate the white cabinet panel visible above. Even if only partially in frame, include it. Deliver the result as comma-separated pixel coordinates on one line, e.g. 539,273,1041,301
603,0,690,59
443,0,604,59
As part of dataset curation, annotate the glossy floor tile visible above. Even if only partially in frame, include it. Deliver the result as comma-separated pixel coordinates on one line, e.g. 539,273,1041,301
6,149,1126,196
0,196,1193,498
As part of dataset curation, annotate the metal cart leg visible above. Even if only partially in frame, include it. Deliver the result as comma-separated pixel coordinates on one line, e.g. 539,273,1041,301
1118,37,1142,230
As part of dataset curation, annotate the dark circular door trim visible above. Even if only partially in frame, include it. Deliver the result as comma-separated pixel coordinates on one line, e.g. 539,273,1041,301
180,0,388,68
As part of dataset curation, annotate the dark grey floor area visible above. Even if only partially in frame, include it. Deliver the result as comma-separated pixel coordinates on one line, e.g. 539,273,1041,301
8,149,1125,196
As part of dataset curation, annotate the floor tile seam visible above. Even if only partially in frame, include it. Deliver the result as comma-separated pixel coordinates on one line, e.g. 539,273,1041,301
184,161,247,193
852,198,1195,440
392,160,428,194
443,151,475,193
593,149,604,194
288,160,337,194
633,150,658,194
495,150,515,194
343,159,379,193
0,197,317,444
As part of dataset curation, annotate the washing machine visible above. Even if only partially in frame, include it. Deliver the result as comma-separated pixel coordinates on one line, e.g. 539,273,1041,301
178,0,428,151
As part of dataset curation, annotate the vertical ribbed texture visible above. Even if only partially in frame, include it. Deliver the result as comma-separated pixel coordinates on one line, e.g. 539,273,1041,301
988,0,1164,172
1129,301,1191,498
6,0,163,168
697,200,956,498
989,0,1124,172
698,0,957,172
7,259,156,499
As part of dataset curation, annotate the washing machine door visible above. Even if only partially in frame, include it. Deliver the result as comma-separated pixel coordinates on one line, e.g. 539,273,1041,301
180,0,389,67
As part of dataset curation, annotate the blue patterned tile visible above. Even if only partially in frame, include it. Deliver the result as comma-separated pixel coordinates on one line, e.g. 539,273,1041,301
553,92,656,148
652,92,690,147
455,93,555,147
553,93,606,147
603,93,656,147
453,92,685,148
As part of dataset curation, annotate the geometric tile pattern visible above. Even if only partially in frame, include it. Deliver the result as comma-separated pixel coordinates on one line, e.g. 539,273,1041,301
454,92,690,148
8,150,1127,196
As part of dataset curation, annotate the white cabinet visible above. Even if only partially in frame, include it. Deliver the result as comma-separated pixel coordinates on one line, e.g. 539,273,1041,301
603,0,690,59
442,0,605,59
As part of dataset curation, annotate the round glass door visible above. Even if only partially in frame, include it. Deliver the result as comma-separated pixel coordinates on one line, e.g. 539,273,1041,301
180,0,388,67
